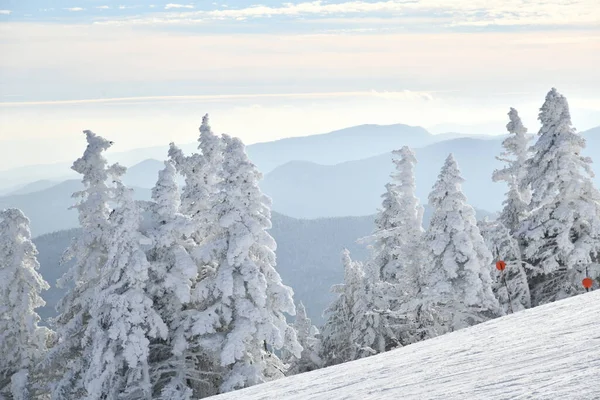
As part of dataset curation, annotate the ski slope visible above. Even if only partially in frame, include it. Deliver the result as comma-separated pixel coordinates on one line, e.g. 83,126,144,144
216,291,600,399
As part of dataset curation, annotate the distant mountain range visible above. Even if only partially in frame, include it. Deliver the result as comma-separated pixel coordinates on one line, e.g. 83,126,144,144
0,180,151,236
0,123,497,191
2,124,598,233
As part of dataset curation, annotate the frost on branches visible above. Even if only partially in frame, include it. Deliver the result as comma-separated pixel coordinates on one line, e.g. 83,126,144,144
82,182,168,400
419,155,501,337
359,147,424,346
320,249,364,366
493,108,533,234
369,146,424,284
478,219,531,314
145,161,215,399
44,130,126,399
189,135,301,393
519,88,600,305
169,114,223,245
0,209,52,400
351,260,400,358
282,302,322,375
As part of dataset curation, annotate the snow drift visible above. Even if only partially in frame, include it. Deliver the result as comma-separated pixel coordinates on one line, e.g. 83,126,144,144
216,291,600,399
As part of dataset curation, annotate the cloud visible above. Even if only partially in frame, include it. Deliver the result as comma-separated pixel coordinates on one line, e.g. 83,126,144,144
64,7,85,12
96,6,110,10
0,10,11,15
165,4,195,9
96,0,600,28
0,91,438,107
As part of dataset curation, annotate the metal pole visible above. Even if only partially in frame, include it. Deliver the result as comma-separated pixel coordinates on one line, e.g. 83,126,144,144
503,271,514,314
496,246,514,314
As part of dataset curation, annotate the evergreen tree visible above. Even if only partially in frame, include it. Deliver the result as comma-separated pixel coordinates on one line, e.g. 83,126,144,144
190,135,301,393
45,130,125,400
519,88,600,305
82,182,168,400
478,219,531,313
144,161,216,399
493,107,533,234
350,260,399,358
369,147,424,283
419,155,502,337
320,250,363,366
282,302,322,375
0,209,53,400
361,146,425,345
169,114,223,244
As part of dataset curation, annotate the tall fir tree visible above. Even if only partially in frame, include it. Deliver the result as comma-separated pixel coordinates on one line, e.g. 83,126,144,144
190,134,301,393
519,88,600,305
363,146,425,345
369,146,424,282
493,107,533,234
144,161,217,399
45,130,126,400
419,154,502,337
169,114,223,245
82,182,168,400
0,209,53,400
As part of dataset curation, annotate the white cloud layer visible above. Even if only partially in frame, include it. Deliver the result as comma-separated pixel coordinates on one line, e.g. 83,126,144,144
0,90,439,107
0,10,11,15
64,7,85,12
96,0,600,27
165,3,195,10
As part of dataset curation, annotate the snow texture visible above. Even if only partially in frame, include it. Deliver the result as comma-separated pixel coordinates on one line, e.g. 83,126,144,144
214,290,600,400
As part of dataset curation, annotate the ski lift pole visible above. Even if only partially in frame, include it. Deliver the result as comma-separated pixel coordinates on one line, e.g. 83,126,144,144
496,247,514,314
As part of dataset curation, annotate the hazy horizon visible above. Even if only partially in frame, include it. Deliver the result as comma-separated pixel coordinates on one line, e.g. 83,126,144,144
1,1,599,170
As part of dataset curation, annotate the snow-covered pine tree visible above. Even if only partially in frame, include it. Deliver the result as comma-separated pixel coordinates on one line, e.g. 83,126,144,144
369,146,424,283
0,209,53,400
350,260,399,359
519,88,600,305
320,249,363,366
44,130,126,399
419,154,502,337
492,107,533,234
282,302,322,375
361,146,424,345
82,181,168,400
478,218,531,313
144,160,218,399
190,134,301,393
169,114,223,245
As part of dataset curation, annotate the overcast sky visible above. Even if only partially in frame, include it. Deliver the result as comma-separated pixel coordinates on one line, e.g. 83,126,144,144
1,0,599,170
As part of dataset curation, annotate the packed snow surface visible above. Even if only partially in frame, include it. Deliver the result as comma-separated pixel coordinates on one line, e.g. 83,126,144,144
216,291,600,399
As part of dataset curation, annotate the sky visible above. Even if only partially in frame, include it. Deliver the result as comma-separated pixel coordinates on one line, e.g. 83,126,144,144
0,0,599,170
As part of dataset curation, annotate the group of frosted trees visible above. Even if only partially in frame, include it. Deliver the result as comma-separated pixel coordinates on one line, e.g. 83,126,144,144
320,88,600,365
1,117,319,399
2,88,599,398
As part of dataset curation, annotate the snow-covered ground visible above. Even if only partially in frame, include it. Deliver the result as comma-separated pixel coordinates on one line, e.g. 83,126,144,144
216,291,600,399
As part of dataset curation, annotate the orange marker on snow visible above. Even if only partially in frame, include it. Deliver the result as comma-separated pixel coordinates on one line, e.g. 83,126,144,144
496,260,507,271
583,277,593,291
